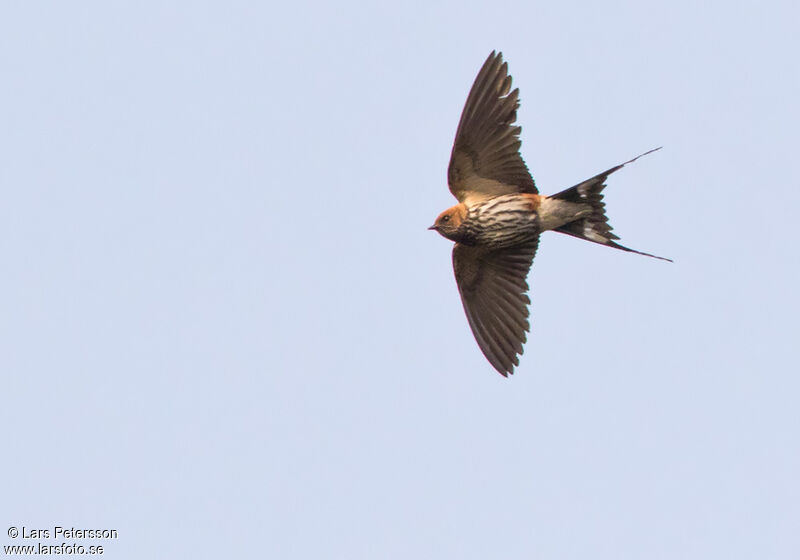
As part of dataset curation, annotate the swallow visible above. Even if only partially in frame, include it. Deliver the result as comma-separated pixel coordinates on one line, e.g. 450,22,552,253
430,51,671,376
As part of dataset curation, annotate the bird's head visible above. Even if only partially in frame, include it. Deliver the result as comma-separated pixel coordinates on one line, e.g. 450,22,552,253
428,204,467,241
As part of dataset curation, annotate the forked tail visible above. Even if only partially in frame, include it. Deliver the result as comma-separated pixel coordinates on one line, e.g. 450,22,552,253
550,148,672,262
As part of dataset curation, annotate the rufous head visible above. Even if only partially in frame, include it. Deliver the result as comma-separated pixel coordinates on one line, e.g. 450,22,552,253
428,203,467,241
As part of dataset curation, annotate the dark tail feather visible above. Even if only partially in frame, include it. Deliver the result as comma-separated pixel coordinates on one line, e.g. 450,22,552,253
551,148,672,262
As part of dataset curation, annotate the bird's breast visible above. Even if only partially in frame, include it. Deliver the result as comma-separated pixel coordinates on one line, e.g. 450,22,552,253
460,194,541,248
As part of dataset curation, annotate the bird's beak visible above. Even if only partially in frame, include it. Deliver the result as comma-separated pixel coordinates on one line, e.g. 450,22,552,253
428,224,438,231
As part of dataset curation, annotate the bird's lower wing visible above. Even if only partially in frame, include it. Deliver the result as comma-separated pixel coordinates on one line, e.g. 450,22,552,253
452,240,539,376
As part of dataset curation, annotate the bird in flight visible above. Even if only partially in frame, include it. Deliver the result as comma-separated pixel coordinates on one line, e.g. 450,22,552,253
430,51,671,377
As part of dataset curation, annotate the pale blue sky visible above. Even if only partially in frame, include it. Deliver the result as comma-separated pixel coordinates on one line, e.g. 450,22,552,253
2,1,798,558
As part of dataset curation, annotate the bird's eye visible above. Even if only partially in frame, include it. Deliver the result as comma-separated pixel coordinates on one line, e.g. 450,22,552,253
441,215,450,222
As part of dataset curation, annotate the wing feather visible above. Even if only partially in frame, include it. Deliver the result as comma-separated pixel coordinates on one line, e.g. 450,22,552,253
448,51,537,202
452,240,538,376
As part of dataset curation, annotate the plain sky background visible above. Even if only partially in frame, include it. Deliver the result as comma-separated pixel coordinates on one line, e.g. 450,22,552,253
2,1,798,558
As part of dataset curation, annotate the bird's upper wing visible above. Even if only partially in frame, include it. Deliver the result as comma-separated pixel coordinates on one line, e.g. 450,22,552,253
448,51,537,203
452,239,538,376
